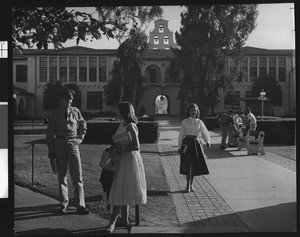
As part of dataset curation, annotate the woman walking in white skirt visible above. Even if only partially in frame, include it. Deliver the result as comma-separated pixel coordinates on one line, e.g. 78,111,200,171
106,102,147,233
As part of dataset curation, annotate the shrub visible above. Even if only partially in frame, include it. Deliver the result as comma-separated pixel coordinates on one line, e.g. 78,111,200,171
204,116,219,130
257,119,295,145
84,121,159,144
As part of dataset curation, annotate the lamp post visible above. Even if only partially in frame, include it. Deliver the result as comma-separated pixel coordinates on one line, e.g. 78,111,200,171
259,90,267,118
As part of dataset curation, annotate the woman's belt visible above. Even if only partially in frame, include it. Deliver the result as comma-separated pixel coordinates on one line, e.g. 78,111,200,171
56,135,76,140
184,135,198,138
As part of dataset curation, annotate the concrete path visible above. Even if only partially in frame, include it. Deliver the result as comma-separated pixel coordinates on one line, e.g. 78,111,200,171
14,115,297,234
133,115,296,233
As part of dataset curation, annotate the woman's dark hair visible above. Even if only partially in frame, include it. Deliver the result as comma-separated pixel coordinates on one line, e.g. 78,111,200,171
118,101,137,124
185,103,200,118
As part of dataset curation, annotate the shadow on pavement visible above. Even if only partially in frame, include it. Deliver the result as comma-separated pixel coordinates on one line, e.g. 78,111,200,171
17,228,71,235
185,202,297,232
204,144,247,159
14,204,67,221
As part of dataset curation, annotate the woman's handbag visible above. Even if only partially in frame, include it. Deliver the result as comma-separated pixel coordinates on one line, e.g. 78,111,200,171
99,148,121,172
112,131,132,146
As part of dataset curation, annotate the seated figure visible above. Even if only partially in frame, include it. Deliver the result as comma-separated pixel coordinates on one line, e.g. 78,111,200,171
246,131,265,155
236,126,251,150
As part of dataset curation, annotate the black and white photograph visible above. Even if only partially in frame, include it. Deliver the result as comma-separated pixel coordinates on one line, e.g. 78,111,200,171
8,1,297,236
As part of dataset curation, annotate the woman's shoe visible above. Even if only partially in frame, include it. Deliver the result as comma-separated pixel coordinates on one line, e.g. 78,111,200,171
105,224,115,233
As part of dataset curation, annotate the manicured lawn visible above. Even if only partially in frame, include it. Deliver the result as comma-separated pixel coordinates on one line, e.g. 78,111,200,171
14,134,179,227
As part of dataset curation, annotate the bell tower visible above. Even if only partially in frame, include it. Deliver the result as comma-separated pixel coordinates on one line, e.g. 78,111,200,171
149,18,177,50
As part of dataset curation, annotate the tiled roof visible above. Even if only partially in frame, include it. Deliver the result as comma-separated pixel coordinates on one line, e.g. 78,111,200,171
241,46,294,56
13,46,294,59
13,86,34,96
21,46,117,56
13,49,27,59
140,49,175,59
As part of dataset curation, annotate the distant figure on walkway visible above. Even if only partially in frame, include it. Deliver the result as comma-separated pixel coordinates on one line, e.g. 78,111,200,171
178,103,210,193
106,102,147,233
218,110,235,149
46,89,90,215
245,107,257,131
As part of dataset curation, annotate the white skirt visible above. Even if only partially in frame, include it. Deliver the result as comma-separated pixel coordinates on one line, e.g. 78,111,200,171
107,150,147,205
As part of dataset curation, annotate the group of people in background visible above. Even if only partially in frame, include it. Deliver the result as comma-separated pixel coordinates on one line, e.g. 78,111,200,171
219,107,257,149
45,88,257,233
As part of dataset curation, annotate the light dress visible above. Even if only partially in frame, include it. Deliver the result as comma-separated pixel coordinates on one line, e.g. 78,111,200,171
107,122,147,205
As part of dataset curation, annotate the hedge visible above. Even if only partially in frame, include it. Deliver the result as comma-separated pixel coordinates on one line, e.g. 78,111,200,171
256,119,296,145
84,121,159,144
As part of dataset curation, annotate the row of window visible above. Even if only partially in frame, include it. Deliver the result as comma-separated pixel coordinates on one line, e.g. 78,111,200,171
43,91,104,110
145,64,180,83
38,56,108,83
154,36,169,45
228,56,287,82
15,56,289,83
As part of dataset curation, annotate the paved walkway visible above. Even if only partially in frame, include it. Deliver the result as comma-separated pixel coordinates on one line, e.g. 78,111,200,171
14,116,297,234
137,115,296,233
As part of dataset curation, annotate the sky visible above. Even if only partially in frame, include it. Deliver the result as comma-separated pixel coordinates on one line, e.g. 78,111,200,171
63,3,295,50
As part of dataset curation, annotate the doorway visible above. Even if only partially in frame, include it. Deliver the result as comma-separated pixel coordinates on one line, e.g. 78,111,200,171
155,94,169,115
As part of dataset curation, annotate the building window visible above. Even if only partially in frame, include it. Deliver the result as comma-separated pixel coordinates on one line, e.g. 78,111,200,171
49,57,58,81
89,57,97,82
249,57,257,81
278,57,286,82
165,65,171,83
245,91,252,97
145,64,161,83
229,57,238,80
59,57,67,82
69,57,77,82
259,57,267,78
268,57,276,80
154,36,159,45
16,65,27,82
164,36,169,45
87,91,103,110
39,57,48,82
232,91,240,109
99,57,107,82
241,57,248,81
159,24,164,33
79,57,87,82
73,91,81,109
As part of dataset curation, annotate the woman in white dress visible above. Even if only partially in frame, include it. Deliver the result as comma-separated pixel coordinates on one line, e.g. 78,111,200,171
178,103,211,192
106,102,147,233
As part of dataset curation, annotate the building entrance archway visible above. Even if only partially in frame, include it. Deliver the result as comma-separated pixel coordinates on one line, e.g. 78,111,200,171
155,94,169,115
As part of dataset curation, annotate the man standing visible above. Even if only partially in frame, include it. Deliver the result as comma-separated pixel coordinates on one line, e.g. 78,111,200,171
245,107,257,131
219,111,234,149
46,89,90,215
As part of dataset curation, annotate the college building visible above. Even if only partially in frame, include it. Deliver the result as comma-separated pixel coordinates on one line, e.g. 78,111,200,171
13,19,296,119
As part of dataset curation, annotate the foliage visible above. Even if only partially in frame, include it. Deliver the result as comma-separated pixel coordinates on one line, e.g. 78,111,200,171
12,7,117,50
43,81,81,110
104,60,122,106
174,4,258,114
95,6,163,44
104,29,151,107
12,6,162,50
251,74,282,106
